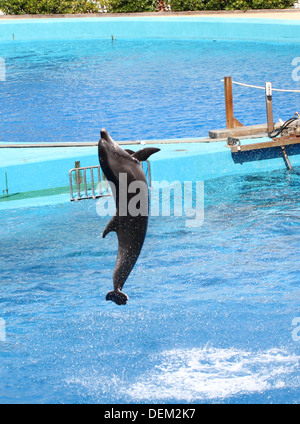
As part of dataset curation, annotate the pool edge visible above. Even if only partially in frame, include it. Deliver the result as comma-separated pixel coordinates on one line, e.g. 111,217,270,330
1,14,300,43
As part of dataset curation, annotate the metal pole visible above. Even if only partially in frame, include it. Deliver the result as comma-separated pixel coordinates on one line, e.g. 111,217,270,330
90,168,95,199
147,161,152,188
69,170,75,201
5,172,8,195
281,146,293,171
83,169,88,198
265,82,274,134
97,166,102,196
76,169,81,200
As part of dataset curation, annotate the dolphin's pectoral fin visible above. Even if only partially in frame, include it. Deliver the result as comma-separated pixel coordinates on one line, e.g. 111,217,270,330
103,216,118,238
106,290,129,305
132,147,161,162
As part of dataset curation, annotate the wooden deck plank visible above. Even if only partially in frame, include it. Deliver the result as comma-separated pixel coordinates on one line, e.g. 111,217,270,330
209,123,282,139
228,136,300,153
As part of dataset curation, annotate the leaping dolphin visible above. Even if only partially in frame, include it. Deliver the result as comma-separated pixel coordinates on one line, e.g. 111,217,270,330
98,129,160,305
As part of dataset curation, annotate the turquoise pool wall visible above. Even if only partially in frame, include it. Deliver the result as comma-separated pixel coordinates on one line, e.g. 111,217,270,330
1,139,300,199
1,16,300,204
0,17,300,43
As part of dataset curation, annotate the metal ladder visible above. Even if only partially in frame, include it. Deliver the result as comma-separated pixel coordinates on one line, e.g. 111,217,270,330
69,165,111,202
69,161,152,202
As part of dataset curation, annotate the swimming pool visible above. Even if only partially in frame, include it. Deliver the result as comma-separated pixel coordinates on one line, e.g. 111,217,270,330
0,168,299,403
0,37,299,144
0,17,300,404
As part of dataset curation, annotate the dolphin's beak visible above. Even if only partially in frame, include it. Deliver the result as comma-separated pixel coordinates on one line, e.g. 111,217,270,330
100,129,115,147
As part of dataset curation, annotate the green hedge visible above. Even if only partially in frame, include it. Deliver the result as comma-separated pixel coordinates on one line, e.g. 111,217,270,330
108,0,157,12
0,0,107,14
0,0,295,14
169,0,295,11
0,0,157,14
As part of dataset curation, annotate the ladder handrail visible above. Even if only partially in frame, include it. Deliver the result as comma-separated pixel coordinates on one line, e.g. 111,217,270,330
69,162,152,202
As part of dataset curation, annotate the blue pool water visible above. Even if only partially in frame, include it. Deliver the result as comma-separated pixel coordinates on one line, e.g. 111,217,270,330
0,38,299,143
0,168,299,403
1,36,300,404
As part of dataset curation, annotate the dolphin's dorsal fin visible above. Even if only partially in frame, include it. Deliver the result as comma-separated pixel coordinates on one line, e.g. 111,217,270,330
103,215,118,238
125,149,135,155
131,147,160,162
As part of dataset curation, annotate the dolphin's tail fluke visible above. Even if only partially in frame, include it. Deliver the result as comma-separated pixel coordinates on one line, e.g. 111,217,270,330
106,290,129,306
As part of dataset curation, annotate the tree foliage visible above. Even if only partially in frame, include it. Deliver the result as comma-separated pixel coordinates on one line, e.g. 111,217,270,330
0,0,107,14
169,0,295,11
108,0,157,13
0,0,295,14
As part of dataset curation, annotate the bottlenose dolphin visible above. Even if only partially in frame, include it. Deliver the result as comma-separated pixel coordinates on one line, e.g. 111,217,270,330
98,129,160,305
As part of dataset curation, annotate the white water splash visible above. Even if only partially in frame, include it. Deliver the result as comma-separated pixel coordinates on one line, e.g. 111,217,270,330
65,347,299,402
126,347,300,402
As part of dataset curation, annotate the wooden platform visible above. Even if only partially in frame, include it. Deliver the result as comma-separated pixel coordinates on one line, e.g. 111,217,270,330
209,123,282,140
226,135,300,153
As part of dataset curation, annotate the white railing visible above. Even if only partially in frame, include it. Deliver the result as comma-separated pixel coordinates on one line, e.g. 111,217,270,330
69,161,152,201
69,165,111,201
